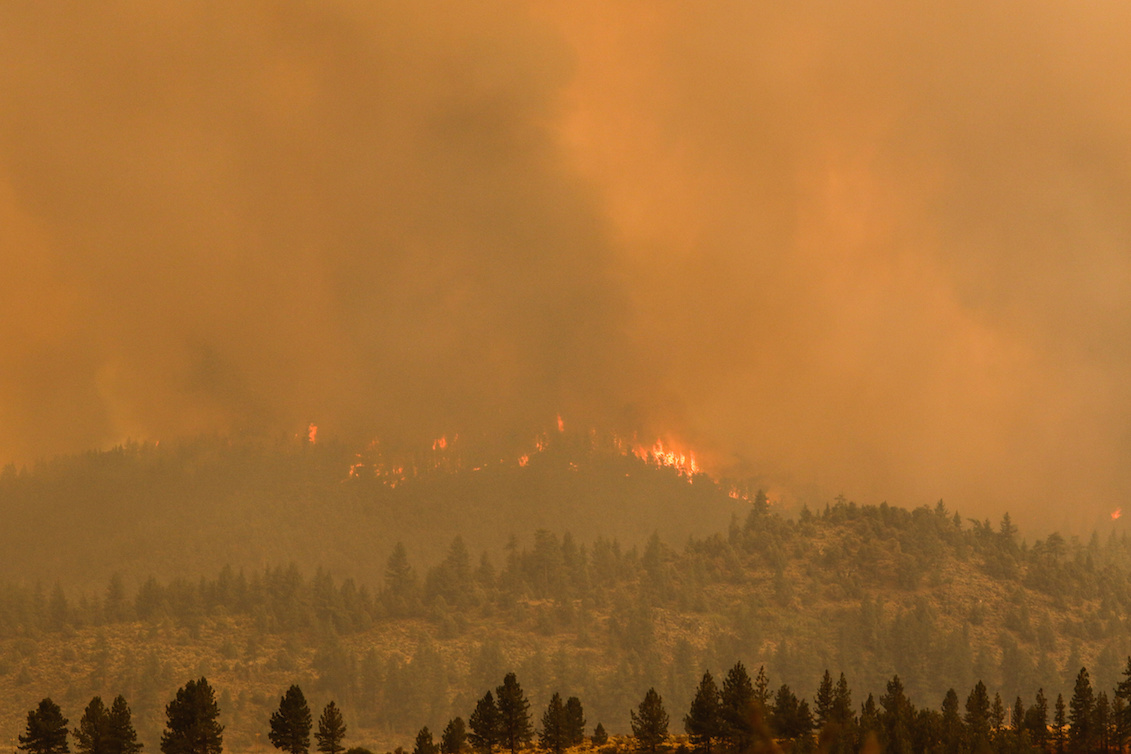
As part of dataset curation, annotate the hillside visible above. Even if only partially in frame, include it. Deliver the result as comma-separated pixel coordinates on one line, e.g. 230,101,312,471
0,431,749,590
2,481,1130,751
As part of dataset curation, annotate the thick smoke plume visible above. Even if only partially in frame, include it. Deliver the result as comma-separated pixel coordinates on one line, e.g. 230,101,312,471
2,2,1130,532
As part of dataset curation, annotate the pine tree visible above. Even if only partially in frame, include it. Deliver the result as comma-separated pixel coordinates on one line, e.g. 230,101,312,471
990,693,1006,737
1116,657,1131,750
315,702,347,754
823,673,856,754
1069,667,1095,752
105,696,142,754
858,694,881,749
880,675,914,754
1095,691,1111,754
160,678,223,754
631,689,669,754
684,671,721,754
815,671,835,730
563,698,585,747
73,697,108,754
539,694,567,754
412,728,437,754
940,689,964,753
771,684,812,742
591,723,608,746
964,680,991,751
269,685,312,754
1024,689,1049,751
468,692,501,753
753,665,771,709
495,674,532,754
19,698,70,754
720,662,756,752
1054,693,1067,754
440,718,466,754
1011,697,1025,735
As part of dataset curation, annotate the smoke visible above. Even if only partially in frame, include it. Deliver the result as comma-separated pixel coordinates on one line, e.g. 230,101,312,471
2,2,1130,531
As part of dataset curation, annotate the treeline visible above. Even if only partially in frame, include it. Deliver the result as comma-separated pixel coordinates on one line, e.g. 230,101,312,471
29,658,1131,754
415,659,1131,754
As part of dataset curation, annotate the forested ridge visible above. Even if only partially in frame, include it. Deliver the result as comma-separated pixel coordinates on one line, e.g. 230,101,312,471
3,438,1131,750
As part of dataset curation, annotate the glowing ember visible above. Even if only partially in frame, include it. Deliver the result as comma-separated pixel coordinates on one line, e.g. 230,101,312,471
348,463,365,478
307,423,318,444
557,415,565,432
1113,508,1123,521
433,435,448,451
518,454,530,467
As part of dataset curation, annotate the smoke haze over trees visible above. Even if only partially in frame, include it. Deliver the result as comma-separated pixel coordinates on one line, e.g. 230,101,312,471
3,3,1131,531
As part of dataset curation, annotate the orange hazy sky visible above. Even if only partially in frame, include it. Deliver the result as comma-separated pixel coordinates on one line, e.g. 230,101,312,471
2,2,1131,532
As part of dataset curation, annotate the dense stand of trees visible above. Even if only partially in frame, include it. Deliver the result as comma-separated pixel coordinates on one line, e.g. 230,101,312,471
23,659,1131,754
7,498,1131,737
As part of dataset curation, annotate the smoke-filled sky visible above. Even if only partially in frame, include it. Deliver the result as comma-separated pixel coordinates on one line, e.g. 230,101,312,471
3,2,1130,532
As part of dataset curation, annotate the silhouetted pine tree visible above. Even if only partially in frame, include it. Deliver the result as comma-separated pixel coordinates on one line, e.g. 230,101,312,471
412,728,437,754
73,697,108,754
106,696,142,754
1115,657,1131,750
563,698,585,747
1054,693,1067,754
1095,691,1112,754
1069,667,1095,752
538,694,567,754
468,692,501,753
964,681,991,752
631,688,669,754
720,662,757,751
815,671,835,731
19,698,70,754
940,689,964,753
495,674,532,754
684,671,721,754
269,685,312,754
314,702,346,754
771,683,813,743
880,676,915,754
439,718,466,754
591,723,608,746
160,679,223,754
1023,688,1049,751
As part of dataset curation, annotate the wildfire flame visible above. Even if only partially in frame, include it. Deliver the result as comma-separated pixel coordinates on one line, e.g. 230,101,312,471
307,423,318,444
343,418,713,490
632,438,701,479
1113,508,1122,521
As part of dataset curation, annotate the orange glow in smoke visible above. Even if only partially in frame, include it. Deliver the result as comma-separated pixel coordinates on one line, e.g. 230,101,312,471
518,454,530,467
307,423,318,444
432,435,448,451
557,415,565,432
1113,508,1122,521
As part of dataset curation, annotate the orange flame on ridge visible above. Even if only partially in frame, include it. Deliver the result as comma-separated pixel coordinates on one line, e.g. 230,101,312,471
307,423,318,444
632,438,701,479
